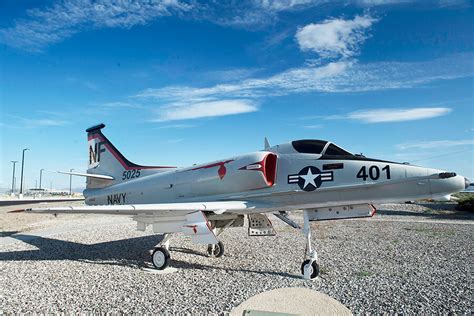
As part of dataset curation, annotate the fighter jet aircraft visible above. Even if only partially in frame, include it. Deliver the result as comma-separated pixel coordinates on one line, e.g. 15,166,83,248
30,124,470,279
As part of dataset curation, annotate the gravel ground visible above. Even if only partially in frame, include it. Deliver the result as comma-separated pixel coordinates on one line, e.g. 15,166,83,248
0,203,472,314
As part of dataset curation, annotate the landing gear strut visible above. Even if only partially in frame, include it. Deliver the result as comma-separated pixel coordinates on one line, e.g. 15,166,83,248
301,210,319,280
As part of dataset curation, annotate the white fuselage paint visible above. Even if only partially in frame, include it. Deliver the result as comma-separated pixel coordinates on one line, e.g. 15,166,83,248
84,149,467,214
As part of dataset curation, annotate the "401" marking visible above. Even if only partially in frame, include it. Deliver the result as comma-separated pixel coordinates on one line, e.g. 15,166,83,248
356,165,391,181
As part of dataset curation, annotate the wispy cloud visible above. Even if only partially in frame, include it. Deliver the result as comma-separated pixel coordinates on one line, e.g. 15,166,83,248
152,99,258,121
396,139,474,150
100,102,144,109
303,124,323,129
138,61,350,100
0,0,191,52
204,68,262,82
2,1,465,52
327,107,452,123
155,124,195,129
3,115,70,128
136,53,473,103
295,15,378,59
66,77,99,90
255,0,416,11
160,138,184,144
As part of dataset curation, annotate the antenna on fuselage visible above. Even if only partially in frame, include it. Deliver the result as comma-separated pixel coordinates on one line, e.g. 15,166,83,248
264,137,271,149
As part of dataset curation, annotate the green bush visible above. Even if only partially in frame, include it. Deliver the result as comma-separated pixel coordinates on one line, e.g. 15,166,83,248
454,193,474,212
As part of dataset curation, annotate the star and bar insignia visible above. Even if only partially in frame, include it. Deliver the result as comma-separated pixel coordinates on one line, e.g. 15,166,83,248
288,166,334,191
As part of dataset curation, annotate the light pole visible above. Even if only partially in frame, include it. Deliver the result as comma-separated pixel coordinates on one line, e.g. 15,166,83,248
19,148,29,195
39,169,44,190
69,168,74,196
11,161,18,194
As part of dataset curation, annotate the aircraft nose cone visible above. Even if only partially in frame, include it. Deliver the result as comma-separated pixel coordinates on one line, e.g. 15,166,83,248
465,177,471,189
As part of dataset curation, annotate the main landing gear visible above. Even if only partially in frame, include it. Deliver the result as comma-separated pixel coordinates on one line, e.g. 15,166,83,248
151,234,171,270
205,220,235,258
207,240,224,257
301,210,319,280
150,226,229,269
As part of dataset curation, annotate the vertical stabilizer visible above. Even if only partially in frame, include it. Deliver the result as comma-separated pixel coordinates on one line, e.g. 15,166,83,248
86,124,175,189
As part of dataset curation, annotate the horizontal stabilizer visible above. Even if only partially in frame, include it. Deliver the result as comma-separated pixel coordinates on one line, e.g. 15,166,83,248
56,170,114,180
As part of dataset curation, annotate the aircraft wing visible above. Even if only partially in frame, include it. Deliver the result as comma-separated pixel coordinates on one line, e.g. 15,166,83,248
28,201,253,216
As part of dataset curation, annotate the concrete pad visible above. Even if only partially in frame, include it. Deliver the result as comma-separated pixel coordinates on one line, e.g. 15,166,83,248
231,287,351,316
141,266,178,275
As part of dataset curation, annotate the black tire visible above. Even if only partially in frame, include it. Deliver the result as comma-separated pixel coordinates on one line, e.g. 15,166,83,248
151,247,171,270
207,241,224,258
301,259,319,279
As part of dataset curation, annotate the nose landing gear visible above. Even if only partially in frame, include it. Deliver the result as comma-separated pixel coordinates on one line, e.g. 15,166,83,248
301,210,319,280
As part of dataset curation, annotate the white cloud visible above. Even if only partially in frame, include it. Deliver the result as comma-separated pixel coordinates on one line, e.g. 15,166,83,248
101,102,144,109
0,0,191,52
257,0,326,11
303,124,323,129
1,1,461,52
204,68,262,82
138,61,350,100
155,124,195,129
160,138,184,144
339,107,452,123
5,115,70,128
255,0,413,11
30,119,70,126
66,77,99,90
136,53,473,103
396,139,474,150
153,99,258,121
295,15,378,59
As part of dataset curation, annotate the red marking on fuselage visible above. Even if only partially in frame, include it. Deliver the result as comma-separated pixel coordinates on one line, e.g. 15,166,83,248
369,204,377,217
191,160,234,180
88,133,176,170
185,224,198,234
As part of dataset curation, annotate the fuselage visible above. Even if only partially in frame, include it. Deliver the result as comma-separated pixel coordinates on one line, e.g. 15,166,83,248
84,140,468,212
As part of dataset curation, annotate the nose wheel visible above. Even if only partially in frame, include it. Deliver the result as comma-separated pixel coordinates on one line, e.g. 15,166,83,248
301,210,319,280
301,259,319,279
207,240,224,257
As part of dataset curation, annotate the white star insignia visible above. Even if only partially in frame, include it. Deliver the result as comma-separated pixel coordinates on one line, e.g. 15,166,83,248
300,168,320,189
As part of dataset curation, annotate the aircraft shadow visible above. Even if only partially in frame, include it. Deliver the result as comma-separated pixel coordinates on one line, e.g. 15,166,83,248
171,258,302,280
0,235,302,279
0,231,19,237
376,207,473,220
0,234,160,268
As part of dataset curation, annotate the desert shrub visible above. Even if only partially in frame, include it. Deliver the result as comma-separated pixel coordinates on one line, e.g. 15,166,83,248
454,193,474,212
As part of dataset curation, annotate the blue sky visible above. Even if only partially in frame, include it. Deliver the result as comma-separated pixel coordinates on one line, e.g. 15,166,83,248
1,0,473,191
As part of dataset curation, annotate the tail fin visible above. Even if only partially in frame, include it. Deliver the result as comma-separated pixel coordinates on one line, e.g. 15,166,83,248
86,124,175,189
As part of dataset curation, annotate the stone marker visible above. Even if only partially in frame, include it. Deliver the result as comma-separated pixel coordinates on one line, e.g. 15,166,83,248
231,287,351,316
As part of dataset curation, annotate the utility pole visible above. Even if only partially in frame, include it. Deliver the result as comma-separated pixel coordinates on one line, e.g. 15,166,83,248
11,161,18,195
19,148,29,195
69,168,74,196
39,169,44,190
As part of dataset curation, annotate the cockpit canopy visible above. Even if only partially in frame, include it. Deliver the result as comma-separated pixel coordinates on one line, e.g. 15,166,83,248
291,140,353,156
